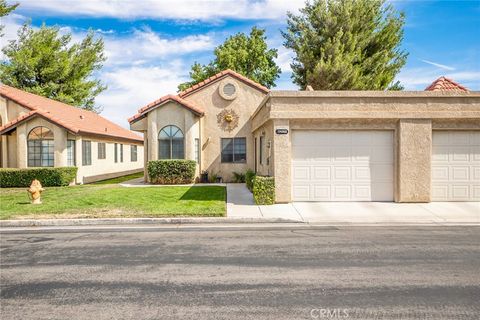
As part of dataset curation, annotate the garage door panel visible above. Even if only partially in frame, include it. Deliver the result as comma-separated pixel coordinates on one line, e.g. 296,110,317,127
432,131,480,201
292,130,394,202
354,185,371,199
313,185,330,200
473,166,480,180
432,185,448,200
474,186,480,199
354,167,370,180
451,166,470,180
333,167,351,180
451,185,470,199
292,185,310,201
312,167,330,180
292,166,310,180
333,185,352,200
432,166,449,180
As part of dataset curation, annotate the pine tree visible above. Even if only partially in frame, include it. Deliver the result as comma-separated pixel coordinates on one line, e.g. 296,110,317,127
282,0,407,90
1,24,107,111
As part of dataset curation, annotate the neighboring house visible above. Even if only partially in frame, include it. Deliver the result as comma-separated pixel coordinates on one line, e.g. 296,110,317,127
130,71,480,203
0,85,144,184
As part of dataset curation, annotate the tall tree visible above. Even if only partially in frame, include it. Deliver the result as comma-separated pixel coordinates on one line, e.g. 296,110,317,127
1,24,107,111
179,27,281,91
0,0,19,36
282,0,407,90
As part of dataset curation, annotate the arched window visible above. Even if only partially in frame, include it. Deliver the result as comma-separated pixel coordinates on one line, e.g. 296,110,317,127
158,125,184,159
28,126,54,167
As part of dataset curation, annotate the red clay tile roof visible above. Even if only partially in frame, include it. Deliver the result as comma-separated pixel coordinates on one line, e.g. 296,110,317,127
177,69,269,98
128,94,204,124
129,69,268,124
0,85,143,143
425,76,469,92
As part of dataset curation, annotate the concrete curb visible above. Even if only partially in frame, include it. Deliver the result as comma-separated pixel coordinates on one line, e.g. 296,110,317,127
0,217,304,228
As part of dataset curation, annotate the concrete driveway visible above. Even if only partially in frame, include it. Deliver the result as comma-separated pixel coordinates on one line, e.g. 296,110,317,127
227,184,480,225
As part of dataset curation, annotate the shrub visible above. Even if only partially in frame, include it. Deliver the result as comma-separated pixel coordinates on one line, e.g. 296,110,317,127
253,176,275,205
232,171,246,183
147,160,196,184
245,169,255,191
0,167,78,188
209,172,219,183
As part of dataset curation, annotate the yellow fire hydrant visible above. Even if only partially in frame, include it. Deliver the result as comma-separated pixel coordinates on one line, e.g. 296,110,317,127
27,179,44,204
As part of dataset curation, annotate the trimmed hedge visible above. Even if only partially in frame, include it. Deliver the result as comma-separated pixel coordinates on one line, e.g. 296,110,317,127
253,176,275,205
147,160,196,184
0,167,78,188
245,169,255,191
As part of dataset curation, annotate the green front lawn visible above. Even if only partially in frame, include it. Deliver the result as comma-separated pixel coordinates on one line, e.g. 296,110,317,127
0,185,226,220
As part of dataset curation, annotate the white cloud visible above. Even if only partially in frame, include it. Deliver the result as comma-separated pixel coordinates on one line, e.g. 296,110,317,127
1,12,213,128
0,13,29,58
420,59,455,71
96,62,189,128
275,47,294,73
103,27,214,66
17,0,303,21
395,67,480,90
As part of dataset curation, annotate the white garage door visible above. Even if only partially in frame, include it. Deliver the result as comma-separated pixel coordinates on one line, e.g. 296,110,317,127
292,131,394,201
432,131,480,201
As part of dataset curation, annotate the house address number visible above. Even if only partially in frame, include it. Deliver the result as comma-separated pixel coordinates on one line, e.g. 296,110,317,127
275,128,289,135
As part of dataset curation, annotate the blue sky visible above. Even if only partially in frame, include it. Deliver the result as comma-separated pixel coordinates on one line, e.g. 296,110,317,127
1,0,479,128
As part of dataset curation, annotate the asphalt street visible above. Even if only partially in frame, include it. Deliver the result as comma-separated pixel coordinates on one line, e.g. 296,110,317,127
1,225,479,319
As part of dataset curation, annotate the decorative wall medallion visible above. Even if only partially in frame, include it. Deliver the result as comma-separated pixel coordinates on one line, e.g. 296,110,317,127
217,109,239,132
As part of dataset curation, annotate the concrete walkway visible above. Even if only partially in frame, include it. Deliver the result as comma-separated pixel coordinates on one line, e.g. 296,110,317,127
227,183,480,225
120,177,225,188
227,184,303,222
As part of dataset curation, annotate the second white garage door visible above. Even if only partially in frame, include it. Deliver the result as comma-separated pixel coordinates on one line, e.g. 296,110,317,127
292,131,394,201
432,131,480,201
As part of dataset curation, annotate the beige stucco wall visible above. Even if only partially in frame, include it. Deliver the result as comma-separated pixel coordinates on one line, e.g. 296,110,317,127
396,119,432,202
0,99,30,125
252,91,480,203
184,77,266,181
0,98,30,167
74,135,144,183
142,101,200,178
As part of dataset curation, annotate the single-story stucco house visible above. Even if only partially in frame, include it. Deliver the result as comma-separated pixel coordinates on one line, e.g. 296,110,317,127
129,70,479,203
0,85,144,184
